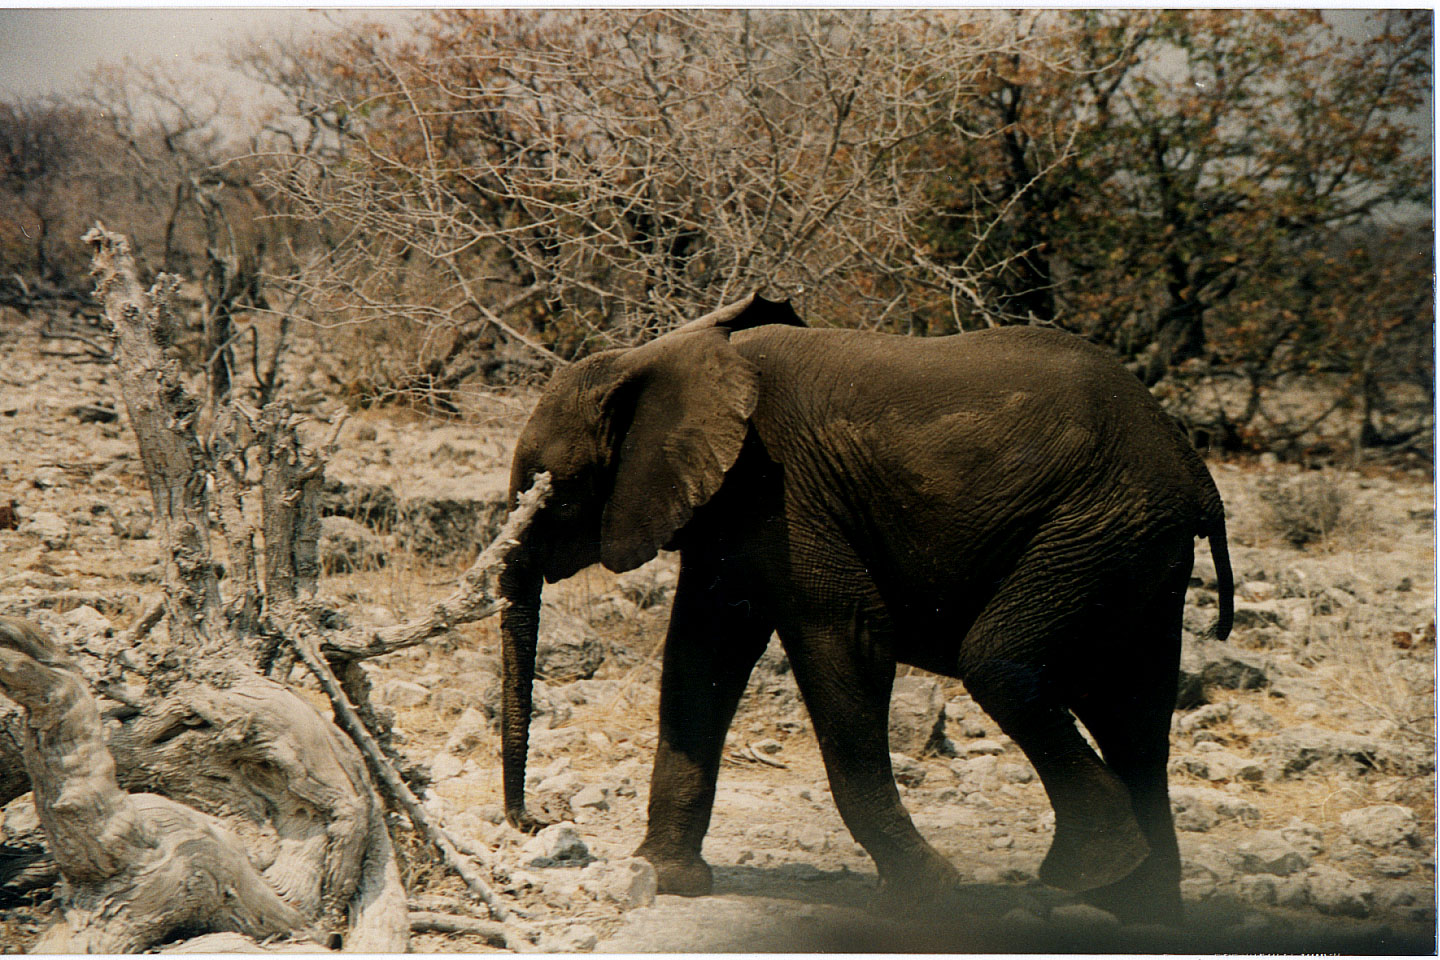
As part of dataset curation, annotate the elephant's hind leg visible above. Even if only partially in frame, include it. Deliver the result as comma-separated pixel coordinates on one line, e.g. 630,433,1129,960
782,604,962,897
633,556,772,896
1067,546,1192,924
958,580,1149,894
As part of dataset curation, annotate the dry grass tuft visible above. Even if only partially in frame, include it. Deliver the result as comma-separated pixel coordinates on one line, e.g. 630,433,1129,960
1307,622,1437,765
1189,690,1437,835
1256,470,1354,548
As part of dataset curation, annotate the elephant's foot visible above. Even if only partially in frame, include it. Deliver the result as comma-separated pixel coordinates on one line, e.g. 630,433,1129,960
1080,859,1183,926
1038,815,1149,893
873,847,964,912
634,844,713,896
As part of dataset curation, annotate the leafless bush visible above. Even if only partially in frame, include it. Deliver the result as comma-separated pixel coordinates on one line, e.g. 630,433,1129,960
1258,472,1351,548
249,10,1070,384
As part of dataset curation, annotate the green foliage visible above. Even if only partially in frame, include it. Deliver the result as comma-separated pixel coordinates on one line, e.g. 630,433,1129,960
926,12,1430,335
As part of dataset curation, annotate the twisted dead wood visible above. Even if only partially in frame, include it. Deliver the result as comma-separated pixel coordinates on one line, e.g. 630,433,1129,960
0,618,313,953
269,477,550,948
63,223,556,953
73,223,410,952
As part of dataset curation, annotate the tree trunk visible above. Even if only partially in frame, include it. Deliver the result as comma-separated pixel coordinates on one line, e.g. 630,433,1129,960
0,225,552,952
1143,306,1207,386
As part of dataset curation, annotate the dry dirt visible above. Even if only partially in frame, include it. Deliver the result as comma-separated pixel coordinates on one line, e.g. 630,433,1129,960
0,311,1434,953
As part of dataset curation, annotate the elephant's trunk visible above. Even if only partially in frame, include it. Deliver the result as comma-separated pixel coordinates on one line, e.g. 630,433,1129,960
499,559,543,831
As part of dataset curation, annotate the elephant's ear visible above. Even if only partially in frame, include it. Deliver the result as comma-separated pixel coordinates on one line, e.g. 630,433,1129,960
598,328,760,572
670,292,806,335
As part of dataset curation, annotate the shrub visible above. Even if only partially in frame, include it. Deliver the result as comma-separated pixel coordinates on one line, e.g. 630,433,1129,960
1257,472,1350,548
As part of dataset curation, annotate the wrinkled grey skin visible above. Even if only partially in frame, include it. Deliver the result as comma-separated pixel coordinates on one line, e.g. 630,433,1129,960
499,294,1233,923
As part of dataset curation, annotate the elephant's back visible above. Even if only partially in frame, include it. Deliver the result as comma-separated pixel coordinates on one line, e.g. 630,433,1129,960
730,323,1224,659
737,323,1130,382
734,324,1159,436
734,323,1217,536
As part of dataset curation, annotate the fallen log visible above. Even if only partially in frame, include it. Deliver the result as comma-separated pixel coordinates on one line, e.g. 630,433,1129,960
409,910,511,946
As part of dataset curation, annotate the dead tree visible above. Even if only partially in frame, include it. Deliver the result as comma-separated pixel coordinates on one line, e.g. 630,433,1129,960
0,618,313,953
0,225,548,952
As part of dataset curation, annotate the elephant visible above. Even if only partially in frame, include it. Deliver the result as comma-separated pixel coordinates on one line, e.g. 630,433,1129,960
497,293,1234,923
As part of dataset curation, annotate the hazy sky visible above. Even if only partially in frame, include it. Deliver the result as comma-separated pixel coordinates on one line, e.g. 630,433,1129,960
0,7,1429,164
0,8,410,99
0,8,1428,100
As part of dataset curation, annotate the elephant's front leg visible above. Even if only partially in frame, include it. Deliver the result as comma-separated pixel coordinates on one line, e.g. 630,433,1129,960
633,557,772,895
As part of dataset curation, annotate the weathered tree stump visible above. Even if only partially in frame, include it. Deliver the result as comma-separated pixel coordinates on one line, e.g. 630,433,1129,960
0,226,549,952
0,619,314,953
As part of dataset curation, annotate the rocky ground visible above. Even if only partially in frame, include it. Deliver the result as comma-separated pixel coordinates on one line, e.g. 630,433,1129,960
0,309,1434,953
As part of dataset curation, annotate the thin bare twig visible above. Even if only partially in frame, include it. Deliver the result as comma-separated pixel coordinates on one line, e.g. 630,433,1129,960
321,473,552,660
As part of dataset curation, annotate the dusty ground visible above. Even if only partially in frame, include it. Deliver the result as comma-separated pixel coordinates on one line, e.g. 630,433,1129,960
0,310,1434,953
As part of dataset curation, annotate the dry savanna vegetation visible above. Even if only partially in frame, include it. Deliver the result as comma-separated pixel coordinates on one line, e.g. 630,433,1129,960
0,8,1432,955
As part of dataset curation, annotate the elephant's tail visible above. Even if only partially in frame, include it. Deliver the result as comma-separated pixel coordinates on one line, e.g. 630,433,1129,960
1202,520,1234,643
